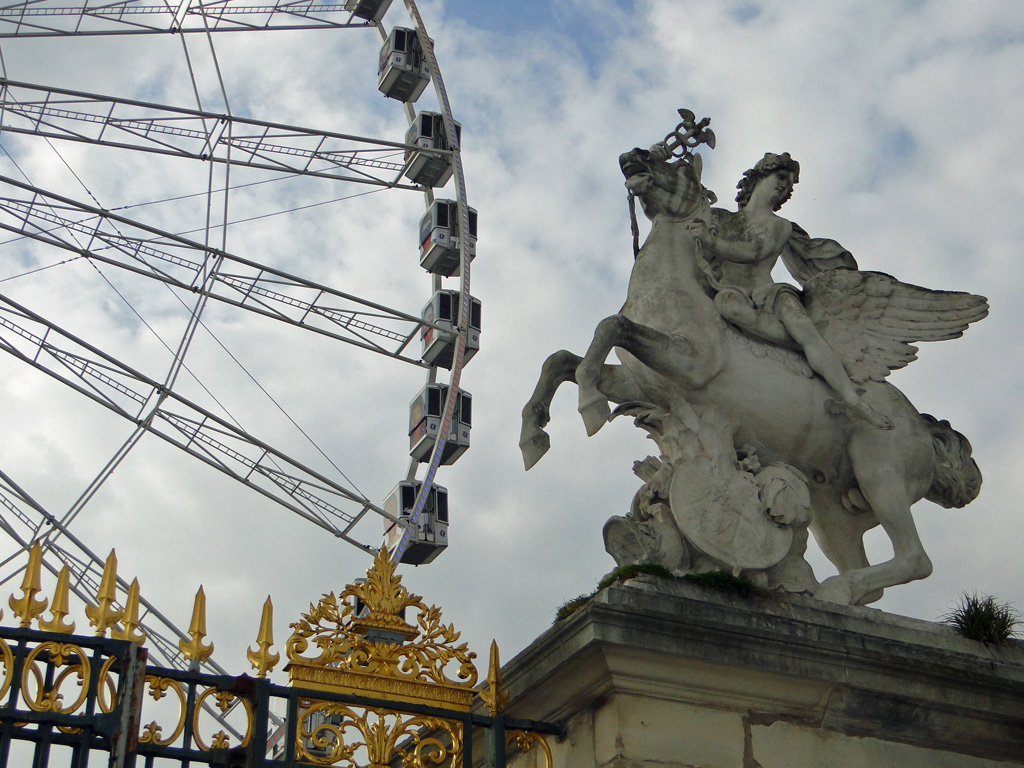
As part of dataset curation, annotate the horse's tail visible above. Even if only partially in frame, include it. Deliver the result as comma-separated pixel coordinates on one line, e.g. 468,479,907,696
923,413,982,509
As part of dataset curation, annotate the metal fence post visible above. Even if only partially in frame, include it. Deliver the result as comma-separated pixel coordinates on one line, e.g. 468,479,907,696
485,714,506,768
110,640,148,768
245,676,271,768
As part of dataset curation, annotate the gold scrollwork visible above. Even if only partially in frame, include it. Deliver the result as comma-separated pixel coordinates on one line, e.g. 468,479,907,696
0,637,14,701
52,664,90,734
296,700,463,768
506,731,553,768
21,642,90,715
191,686,253,751
96,655,119,714
139,676,187,746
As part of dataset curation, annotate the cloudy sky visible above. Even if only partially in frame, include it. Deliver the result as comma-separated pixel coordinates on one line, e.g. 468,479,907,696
0,0,1021,683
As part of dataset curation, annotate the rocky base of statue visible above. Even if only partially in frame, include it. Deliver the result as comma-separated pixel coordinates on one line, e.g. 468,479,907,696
602,405,818,595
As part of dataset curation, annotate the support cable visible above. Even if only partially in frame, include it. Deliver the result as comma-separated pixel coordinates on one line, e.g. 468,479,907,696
56,17,239,543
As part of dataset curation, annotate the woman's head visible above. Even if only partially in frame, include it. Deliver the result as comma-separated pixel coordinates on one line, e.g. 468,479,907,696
736,152,800,210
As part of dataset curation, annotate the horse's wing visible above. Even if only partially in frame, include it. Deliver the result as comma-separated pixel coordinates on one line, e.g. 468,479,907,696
805,269,989,383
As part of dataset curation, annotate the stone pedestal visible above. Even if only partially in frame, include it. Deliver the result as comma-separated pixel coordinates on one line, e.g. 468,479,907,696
498,578,1024,768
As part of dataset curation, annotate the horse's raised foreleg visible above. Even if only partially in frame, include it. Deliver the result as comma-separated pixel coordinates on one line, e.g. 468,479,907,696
576,314,699,436
521,349,645,470
814,435,932,605
521,351,580,469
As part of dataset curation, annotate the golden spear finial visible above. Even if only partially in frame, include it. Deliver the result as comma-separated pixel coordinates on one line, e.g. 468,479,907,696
86,550,124,637
10,543,48,628
247,596,280,678
39,565,75,634
179,586,214,665
111,578,147,644
479,640,509,715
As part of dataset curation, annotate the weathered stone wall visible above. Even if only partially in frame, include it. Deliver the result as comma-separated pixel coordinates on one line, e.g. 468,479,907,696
496,578,1024,768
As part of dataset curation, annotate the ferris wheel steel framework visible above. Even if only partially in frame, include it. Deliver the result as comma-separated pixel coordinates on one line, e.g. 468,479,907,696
0,0,472,675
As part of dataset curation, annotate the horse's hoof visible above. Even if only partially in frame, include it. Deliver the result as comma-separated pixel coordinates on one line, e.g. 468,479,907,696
859,588,884,606
814,576,855,605
602,515,647,568
579,397,611,437
520,430,551,470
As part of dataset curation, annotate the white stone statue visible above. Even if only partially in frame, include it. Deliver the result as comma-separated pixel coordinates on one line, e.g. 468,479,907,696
521,110,988,605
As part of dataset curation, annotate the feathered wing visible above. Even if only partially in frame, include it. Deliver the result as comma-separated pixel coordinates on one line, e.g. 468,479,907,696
803,269,989,383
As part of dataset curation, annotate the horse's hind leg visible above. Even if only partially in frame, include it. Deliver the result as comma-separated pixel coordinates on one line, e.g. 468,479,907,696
810,493,884,604
815,436,932,605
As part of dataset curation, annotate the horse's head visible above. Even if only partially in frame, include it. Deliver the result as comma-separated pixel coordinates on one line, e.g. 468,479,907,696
619,145,716,223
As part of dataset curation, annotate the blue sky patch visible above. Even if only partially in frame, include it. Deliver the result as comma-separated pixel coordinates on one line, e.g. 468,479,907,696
442,0,636,74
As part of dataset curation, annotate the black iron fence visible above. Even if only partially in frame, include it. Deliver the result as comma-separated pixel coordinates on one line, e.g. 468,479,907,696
0,624,561,768
0,540,563,768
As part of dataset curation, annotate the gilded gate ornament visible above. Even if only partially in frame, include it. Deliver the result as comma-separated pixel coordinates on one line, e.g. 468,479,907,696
111,578,146,643
9,543,47,627
247,596,280,678
479,641,508,715
507,731,554,768
39,566,76,635
279,547,501,768
22,641,89,714
179,586,214,664
139,676,187,747
295,702,463,768
285,547,479,710
86,551,123,636
0,545,554,767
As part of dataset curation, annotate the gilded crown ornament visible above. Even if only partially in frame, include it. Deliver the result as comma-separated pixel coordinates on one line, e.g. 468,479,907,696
285,547,479,710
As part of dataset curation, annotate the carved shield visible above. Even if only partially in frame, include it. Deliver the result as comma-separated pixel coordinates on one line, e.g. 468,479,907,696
668,457,793,571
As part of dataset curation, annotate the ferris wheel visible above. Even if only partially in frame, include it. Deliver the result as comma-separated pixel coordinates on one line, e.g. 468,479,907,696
0,0,475,676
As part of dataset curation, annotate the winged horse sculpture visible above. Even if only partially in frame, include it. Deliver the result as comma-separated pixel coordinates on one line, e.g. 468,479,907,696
520,111,987,605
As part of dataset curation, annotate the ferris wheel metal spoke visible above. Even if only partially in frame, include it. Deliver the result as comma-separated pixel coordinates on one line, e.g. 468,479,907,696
0,78,439,188
0,177,434,363
0,295,396,545
0,0,372,38
0,467,233,672
0,461,286,733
